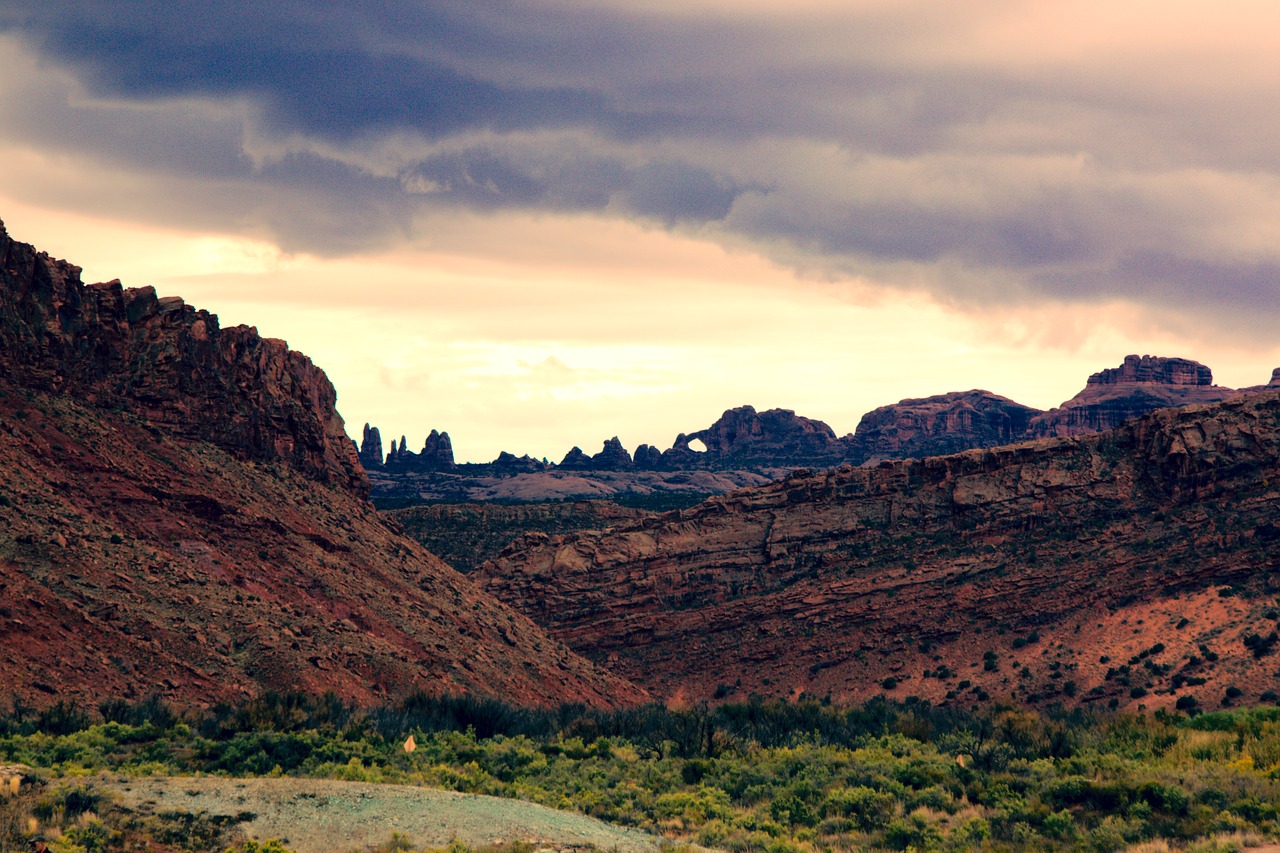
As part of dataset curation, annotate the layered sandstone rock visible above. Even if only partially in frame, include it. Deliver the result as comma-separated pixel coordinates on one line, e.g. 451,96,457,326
359,423,384,469
0,220,366,496
684,405,847,467
846,390,1041,463
0,219,643,709
389,500,651,573
480,392,1280,708
1029,355,1236,438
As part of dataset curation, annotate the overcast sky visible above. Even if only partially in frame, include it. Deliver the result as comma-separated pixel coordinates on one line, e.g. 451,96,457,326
2,1,1279,461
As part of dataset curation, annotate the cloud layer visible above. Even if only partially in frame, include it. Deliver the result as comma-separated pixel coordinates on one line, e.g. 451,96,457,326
3,1,1280,334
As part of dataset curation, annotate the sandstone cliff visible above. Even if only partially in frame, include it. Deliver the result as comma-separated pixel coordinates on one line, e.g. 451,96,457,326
480,391,1280,710
846,390,1042,463
0,220,644,709
682,405,847,468
0,220,366,496
1028,355,1237,438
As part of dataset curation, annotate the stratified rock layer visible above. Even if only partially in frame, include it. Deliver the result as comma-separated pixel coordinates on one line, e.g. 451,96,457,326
481,392,1280,709
1029,355,1237,438
847,390,1041,462
0,220,366,496
0,220,644,709
389,501,651,574
685,405,847,467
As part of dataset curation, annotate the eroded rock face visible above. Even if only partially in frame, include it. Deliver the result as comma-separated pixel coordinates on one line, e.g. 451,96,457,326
0,219,645,709
633,444,663,469
0,220,366,496
480,392,1280,708
686,405,847,467
591,437,634,471
1029,355,1237,438
846,390,1042,463
359,423,384,469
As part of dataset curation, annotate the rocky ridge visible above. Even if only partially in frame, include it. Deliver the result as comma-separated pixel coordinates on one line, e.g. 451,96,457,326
0,221,366,497
480,391,1280,710
0,219,644,709
364,357,1274,505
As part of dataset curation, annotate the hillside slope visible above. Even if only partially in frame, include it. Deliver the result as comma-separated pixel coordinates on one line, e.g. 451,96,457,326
480,392,1280,710
0,219,644,709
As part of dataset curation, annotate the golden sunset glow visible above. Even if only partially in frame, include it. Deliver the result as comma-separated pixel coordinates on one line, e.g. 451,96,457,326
2,4,1278,461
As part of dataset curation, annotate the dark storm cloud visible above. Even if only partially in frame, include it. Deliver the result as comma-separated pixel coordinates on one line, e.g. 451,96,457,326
3,1,1280,328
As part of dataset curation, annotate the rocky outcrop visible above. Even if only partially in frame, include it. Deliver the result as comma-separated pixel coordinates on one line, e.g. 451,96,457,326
380,429,456,473
0,220,366,496
419,429,456,470
359,423,384,469
1029,355,1236,438
480,391,1280,708
846,390,1042,462
686,405,847,467
633,444,663,469
559,446,592,470
491,451,548,474
0,219,644,709
592,437,633,471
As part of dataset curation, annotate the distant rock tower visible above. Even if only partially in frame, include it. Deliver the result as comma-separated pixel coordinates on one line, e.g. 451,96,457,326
358,423,384,469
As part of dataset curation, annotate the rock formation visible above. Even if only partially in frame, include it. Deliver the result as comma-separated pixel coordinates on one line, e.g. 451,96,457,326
379,429,456,473
591,437,634,471
686,405,847,467
0,219,643,709
1029,355,1237,438
418,429,456,470
846,390,1042,463
632,444,663,469
0,221,368,496
358,357,1280,506
359,423,384,469
480,391,1280,709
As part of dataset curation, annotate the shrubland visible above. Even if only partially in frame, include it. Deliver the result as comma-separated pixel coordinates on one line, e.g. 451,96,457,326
1,693,1279,851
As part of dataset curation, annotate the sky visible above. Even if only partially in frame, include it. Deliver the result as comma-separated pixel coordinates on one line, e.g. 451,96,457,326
1,1,1279,463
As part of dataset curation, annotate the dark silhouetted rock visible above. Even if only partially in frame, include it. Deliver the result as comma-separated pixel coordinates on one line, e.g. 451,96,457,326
359,423,384,469
591,437,633,471
386,435,410,467
420,429,456,471
633,443,663,469
659,433,705,469
559,446,592,470
492,451,548,474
